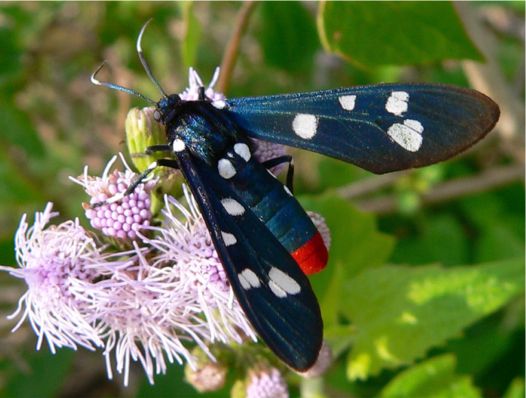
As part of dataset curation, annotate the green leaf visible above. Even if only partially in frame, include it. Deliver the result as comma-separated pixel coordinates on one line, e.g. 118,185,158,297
317,2,482,67
390,214,469,266
179,2,202,70
299,193,394,328
259,2,319,73
343,258,524,380
380,354,481,398
504,378,525,398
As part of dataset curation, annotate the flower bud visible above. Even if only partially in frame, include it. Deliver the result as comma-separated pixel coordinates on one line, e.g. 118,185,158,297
125,107,167,173
185,347,227,393
246,367,289,398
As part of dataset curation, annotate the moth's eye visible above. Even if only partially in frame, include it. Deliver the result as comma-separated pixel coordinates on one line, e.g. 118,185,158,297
153,110,162,122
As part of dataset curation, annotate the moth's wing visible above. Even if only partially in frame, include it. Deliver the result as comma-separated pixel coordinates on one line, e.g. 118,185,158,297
175,150,323,371
226,83,499,174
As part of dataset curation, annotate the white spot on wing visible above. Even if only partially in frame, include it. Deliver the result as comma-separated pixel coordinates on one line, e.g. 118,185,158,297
234,143,251,162
387,119,424,152
338,95,356,111
283,185,293,196
269,281,287,298
218,159,236,179
172,138,186,152
386,91,409,116
221,198,245,216
239,268,260,290
221,231,237,246
292,114,318,139
268,267,301,297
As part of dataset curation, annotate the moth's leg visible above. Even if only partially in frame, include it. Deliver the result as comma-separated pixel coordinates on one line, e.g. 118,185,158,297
145,144,172,154
262,155,295,194
91,158,179,208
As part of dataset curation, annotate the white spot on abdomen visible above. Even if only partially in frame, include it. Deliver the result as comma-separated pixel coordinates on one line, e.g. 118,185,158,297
268,267,301,298
218,159,236,179
292,114,318,139
239,268,260,290
338,95,356,111
234,143,251,162
386,91,409,116
387,119,424,152
221,198,245,216
221,231,237,246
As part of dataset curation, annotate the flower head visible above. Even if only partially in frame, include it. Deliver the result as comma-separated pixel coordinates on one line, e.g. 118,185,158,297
142,186,256,345
0,203,105,352
246,367,289,398
71,155,156,241
179,67,226,108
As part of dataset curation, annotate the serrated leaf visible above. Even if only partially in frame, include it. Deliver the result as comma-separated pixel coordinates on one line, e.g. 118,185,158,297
317,2,482,67
343,258,524,380
259,2,319,73
380,354,481,398
299,194,394,328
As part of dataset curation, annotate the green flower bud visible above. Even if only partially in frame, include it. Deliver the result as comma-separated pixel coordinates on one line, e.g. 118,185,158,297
125,107,166,173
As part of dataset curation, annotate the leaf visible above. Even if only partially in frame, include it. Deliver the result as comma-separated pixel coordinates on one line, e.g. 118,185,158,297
259,2,319,73
343,258,524,380
390,214,469,266
299,193,394,329
179,2,202,70
504,378,525,398
380,354,481,398
317,2,482,67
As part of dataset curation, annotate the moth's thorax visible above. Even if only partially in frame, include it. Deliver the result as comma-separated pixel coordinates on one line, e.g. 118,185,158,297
165,100,244,165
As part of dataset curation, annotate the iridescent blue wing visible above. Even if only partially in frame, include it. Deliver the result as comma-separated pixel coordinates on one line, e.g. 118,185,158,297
175,149,323,371
226,83,499,174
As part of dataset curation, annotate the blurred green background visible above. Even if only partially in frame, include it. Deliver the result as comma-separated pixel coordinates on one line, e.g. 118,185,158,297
0,2,523,398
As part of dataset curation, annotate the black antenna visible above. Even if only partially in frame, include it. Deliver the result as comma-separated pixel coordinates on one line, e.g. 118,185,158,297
137,19,168,98
90,62,156,105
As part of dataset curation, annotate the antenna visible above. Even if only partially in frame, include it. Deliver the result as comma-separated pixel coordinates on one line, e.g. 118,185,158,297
90,62,156,105
137,19,168,98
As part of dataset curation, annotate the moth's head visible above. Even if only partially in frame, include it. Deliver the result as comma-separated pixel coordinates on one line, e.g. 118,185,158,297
154,94,182,124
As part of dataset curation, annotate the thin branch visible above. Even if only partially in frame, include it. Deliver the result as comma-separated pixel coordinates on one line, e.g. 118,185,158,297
455,3,525,151
217,1,258,94
336,171,407,200
354,164,524,214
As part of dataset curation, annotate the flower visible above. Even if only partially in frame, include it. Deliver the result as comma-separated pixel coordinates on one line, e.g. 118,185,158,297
298,341,333,378
141,186,257,345
246,367,289,398
71,155,156,241
179,67,226,107
0,203,105,352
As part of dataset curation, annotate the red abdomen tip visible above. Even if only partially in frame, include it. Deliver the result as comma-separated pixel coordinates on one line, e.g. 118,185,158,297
291,232,328,275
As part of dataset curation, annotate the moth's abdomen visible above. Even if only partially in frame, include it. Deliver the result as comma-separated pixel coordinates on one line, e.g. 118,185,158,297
220,142,328,275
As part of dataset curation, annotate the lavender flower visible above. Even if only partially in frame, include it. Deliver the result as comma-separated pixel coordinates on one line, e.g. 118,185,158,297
71,155,155,241
246,367,289,398
141,186,257,345
0,203,105,352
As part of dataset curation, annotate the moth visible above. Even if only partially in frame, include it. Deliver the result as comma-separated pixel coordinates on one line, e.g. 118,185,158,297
92,22,499,371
